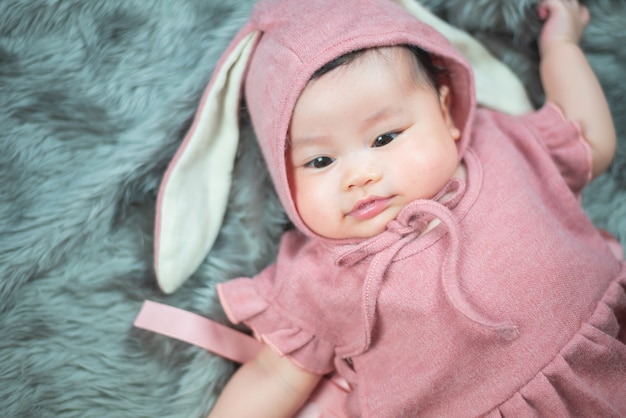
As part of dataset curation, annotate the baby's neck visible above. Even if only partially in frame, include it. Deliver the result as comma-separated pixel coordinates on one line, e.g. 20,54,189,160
421,162,466,235
444,163,466,198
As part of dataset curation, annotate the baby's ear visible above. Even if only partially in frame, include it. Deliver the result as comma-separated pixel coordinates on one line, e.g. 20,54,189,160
439,85,461,140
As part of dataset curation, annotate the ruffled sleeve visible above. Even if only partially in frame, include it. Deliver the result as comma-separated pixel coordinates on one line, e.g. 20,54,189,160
519,102,592,196
217,232,338,375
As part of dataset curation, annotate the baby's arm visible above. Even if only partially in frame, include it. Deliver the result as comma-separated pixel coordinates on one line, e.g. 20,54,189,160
208,343,322,418
538,0,616,178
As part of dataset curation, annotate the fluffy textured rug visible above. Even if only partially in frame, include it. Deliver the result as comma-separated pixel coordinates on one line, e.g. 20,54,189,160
1,0,624,417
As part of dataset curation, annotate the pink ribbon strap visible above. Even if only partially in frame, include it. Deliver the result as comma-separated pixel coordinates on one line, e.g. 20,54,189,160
134,300,348,417
134,300,261,363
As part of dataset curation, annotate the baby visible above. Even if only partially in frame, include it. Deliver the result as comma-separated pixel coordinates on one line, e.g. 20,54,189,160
207,0,625,416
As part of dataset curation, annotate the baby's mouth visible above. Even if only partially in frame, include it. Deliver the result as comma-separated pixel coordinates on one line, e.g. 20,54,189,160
348,196,393,221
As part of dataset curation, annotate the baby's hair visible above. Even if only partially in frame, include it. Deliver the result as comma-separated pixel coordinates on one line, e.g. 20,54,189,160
310,44,447,92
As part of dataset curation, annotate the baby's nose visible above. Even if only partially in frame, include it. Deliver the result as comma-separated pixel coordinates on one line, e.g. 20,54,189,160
343,163,382,190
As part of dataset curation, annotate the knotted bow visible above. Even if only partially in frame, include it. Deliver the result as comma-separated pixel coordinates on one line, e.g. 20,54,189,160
333,179,518,356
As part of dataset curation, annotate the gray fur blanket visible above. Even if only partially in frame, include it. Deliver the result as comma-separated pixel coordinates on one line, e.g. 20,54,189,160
1,1,624,417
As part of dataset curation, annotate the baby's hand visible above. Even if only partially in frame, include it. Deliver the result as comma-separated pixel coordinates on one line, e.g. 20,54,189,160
538,0,589,55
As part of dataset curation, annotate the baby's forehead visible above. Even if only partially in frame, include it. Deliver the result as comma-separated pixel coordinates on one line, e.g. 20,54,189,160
308,45,440,96
288,52,429,148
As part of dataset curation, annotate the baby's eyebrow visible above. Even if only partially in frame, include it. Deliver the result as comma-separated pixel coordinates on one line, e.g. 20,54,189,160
362,106,393,126
289,134,331,150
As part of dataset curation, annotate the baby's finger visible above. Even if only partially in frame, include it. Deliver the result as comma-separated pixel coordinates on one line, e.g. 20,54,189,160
579,4,590,26
538,0,550,20
538,0,559,20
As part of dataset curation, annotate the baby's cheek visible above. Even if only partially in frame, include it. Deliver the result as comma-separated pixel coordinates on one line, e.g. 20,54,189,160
292,177,317,219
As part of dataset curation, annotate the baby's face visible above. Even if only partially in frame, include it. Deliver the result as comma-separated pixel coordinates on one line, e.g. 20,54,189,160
287,47,461,240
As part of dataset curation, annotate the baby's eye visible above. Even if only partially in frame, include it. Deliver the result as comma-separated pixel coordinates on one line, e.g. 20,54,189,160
305,156,334,169
373,132,399,148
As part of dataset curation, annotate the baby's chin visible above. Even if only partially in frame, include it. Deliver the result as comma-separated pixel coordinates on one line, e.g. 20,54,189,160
306,205,403,240
336,215,398,240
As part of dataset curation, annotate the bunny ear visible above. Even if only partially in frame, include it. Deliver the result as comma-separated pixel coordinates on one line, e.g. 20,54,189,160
154,29,260,294
392,0,532,115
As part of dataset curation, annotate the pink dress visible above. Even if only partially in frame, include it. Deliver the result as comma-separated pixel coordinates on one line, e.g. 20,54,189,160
219,104,626,417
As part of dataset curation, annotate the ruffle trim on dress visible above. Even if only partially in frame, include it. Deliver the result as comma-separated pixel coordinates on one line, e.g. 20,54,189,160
485,272,626,417
520,103,591,195
217,279,337,374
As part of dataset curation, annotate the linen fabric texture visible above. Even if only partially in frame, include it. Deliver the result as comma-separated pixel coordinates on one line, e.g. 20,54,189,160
218,0,626,416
